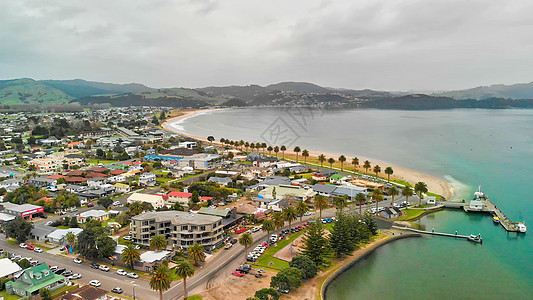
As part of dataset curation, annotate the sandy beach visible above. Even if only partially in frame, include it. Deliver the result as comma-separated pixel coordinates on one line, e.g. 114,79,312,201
161,109,454,199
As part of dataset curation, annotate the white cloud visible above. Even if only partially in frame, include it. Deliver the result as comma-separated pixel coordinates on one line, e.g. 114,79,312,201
1,0,532,90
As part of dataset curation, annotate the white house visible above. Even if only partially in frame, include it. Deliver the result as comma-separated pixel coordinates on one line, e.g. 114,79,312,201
139,173,156,186
46,228,83,245
76,210,110,223
127,193,166,209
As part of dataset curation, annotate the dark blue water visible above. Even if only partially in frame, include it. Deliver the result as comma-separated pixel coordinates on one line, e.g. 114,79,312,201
170,108,533,299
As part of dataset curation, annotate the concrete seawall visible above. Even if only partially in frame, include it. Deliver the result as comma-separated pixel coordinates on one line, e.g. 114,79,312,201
321,232,421,300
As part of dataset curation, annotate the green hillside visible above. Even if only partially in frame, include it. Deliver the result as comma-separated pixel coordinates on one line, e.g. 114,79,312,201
0,78,71,104
139,88,228,105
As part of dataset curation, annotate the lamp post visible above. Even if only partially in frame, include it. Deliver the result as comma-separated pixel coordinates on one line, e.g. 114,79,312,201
133,285,137,300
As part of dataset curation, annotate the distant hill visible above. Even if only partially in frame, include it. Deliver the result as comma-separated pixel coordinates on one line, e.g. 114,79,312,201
74,93,209,108
198,85,270,101
0,78,71,104
42,79,154,98
265,81,332,93
435,82,533,99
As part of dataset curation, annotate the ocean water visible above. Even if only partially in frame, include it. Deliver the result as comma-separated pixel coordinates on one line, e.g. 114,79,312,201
169,107,533,299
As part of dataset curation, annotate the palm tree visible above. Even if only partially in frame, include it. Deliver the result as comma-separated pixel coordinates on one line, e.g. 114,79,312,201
129,201,144,215
314,195,329,219
355,193,367,216
150,235,167,251
414,181,428,206
318,154,326,167
295,201,309,223
272,212,285,234
239,233,253,261
150,262,172,300
389,186,399,208
282,206,298,233
122,244,141,270
174,260,195,300
261,143,267,154
372,190,383,214
280,145,286,159
274,146,280,157
363,160,371,174
373,165,381,178
328,158,335,168
244,142,249,151
250,143,255,152
262,219,275,239
220,138,226,144
402,185,413,206
294,146,301,162
267,146,273,155
338,155,346,171
187,243,206,266
351,157,359,173
66,232,76,248
334,196,348,213
302,149,309,163
384,167,394,182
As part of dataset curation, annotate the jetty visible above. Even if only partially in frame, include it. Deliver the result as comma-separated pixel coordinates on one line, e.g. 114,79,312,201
392,226,480,242
442,200,518,232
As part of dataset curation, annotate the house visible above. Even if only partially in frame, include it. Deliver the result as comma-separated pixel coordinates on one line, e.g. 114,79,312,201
311,183,337,197
135,251,172,272
114,183,130,193
167,191,192,204
208,176,233,186
331,185,367,200
197,207,244,230
29,176,57,187
426,196,437,205
380,207,403,219
87,177,107,188
246,176,291,191
0,258,22,278
329,174,345,183
59,285,111,300
258,184,316,201
47,228,84,245
0,178,22,192
139,173,156,186
76,210,109,223
127,193,166,209
30,226,55,242
246,152,278,167
65,184,88,194
6,264,68,297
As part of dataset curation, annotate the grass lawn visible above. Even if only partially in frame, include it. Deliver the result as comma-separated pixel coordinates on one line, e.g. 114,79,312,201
102,218,116,226
87,158,119,165
426,192,442,201
253,229,307,270
57,225,70,229
235,161,252,164
188,296,203,300
0,291,20,300
50,283,79,298
156,177,173,183
397,208,426,220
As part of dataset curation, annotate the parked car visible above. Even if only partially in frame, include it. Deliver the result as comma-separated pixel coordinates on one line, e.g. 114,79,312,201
62,270,73,277
68,273,82,280
117,269,127,276
87,203,94,207
127,272,139,279
50,266,59,271
224,243,233,250
250,227,260,233
113,201,121,206
99,265,110,272
19,243,27,248
54,268,66,275
89,280,101,287
89,262,100,269
122,236,132,241
278,288,289,294
232,271,244,277
73,258,83,264
33,247,42,253
111,287,123,294
231,239,238,244
45,221,53,226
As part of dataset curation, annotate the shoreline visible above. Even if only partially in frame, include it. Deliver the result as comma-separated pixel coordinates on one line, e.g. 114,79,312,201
161,108,454,199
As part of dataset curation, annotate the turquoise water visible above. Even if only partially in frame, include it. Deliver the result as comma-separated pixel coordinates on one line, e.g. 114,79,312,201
170,108,533,299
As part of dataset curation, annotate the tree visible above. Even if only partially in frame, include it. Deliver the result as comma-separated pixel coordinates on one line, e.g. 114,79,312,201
352,157,359,172
318,154,326,167
174,260,195,300
384,167,394,182
262,219,275,240
363,160,371,174
402,185,413,206
372,190,383,213
289,255,317,279
4,217,33,243
98,196,113,209
302,149,309,163
116,212,131,226
122,244,141,270
270,267,303,292
355,193,366,216
159,111,166,120
373,165,381,178
129,201,145,216
191,191,200,204
187,243,206,266
17,258,32,269
96,235,117,258
282,206,297,233
254,288,280,300
273,146,279,157
150,262,172,300
293,146,301,161
330,213,355,258
239,232,253,261
150,235,168,251
96,148,105,158
267,146,273,155
414,181,428,206
313,195,329,219
301,221,329,266
333,196,348,213
295,201,309,223
389,186,399,208
39,288,52,300
338,155,346,171
280,145,286,158
328,157,335,168
272,212,285,234
152,116,159,125
66,232,76,248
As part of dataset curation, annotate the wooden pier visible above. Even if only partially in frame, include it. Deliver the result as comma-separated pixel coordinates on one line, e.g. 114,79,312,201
392,226,479,242
442,200,518,232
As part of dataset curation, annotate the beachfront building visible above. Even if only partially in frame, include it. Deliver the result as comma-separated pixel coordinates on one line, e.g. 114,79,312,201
178,154,223,170
258,184,316,201
6,264,68,297
130,211,224,250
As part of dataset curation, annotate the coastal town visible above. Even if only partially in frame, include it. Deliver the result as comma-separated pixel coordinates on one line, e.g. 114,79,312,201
0,107,484,300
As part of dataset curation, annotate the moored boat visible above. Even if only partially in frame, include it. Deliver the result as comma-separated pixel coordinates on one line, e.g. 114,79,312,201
516,222,527,233
467,234,483,244
492,216,500,224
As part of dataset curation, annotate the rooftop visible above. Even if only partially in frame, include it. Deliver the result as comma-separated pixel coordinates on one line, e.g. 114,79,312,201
133,210,222,225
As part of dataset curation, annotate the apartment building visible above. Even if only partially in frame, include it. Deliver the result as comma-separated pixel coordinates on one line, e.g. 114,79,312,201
27,156,84,174
178,154,223,170
130,211,224,250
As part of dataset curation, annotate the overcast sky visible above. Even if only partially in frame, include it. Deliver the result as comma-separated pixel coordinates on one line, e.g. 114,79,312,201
1,0,533,91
